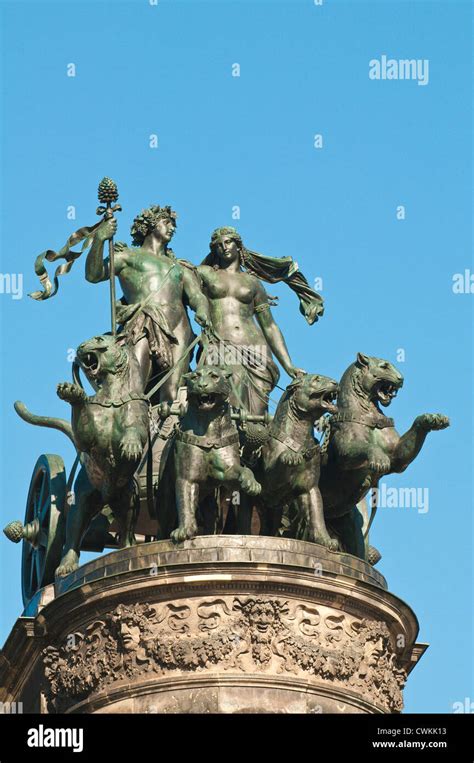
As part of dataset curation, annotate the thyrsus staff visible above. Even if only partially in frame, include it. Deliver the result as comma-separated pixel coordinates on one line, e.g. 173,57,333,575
95,177,122,335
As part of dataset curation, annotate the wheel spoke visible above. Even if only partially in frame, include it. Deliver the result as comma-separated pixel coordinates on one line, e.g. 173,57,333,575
39,496,51,526
32,488,42,520
35,547,45,587
26,501,34,526
28,554,37,595
36,473,48,519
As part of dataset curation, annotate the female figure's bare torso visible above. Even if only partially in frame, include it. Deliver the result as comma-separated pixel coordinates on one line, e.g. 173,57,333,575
197,229,303,414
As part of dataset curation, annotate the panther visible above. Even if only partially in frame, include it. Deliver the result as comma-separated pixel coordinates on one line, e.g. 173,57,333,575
156,366,261,543
318,352,449,560
256,373,340,550
14,333,149,576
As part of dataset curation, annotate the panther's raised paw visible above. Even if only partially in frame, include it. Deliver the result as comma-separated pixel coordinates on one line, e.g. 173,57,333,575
416,413,450,431
57,382,87,404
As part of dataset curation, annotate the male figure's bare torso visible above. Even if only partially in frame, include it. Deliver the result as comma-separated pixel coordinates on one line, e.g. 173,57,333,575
86,210,209,402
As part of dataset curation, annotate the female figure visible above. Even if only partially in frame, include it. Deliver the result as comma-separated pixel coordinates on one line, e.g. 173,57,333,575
197,227,323,415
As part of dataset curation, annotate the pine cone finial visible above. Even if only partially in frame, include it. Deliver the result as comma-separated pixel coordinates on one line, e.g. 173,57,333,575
98,177,119,204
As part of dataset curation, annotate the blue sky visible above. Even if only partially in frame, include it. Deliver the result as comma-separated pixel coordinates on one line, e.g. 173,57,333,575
0,0,472,713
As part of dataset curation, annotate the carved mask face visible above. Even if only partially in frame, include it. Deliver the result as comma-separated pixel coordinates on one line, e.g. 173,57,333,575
119,620,141,652
248,603,276,633
364,636,385,666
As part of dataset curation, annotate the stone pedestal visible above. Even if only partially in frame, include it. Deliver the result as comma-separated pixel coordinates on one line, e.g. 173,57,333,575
0,536,426,714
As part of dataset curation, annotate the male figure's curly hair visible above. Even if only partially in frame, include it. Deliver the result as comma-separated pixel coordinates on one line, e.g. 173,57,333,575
130,205,177,247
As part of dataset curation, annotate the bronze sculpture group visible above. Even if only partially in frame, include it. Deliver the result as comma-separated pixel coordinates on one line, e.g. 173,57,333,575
3,179,449,603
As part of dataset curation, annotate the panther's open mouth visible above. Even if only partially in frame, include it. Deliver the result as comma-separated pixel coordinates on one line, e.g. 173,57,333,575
375,380,401,408
320,389,338,414
78,351,100,375
195,392,219,409
310,388,338,414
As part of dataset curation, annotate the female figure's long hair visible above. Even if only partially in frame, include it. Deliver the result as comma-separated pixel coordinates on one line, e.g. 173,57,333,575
201,226,324,325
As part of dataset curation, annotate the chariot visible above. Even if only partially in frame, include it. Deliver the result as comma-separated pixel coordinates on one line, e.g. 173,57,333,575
3,400,179,608
4,386,272,608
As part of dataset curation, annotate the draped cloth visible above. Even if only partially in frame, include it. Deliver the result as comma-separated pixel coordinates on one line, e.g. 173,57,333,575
116,301,178,372
201,248,324,325
198,337,280,415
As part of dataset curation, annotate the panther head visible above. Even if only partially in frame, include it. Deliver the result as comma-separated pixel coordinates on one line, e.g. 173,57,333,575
76,334,129,385
354,352,404,409
183,366,232,412
286,373,339,420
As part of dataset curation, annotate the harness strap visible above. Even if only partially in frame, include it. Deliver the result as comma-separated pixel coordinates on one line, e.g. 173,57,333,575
332,411,394,429
269,428,319,460
87,392,149,408
145,333,203,401
176,429,240,450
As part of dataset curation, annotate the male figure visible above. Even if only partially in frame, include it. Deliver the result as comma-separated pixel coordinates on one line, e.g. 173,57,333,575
86,205,209,402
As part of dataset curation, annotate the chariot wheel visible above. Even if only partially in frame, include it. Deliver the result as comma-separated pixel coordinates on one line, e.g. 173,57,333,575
22,454,67,605
4,455,67,607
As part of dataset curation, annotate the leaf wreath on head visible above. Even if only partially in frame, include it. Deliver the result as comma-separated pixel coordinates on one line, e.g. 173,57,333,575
130,205,178,247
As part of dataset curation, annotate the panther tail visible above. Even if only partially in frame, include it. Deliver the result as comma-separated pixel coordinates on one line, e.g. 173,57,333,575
14,401,75,447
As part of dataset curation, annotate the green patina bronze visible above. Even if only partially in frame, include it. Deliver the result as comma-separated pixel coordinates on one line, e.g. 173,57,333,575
255,373,339,548
3,178,451,605
156,366,262,543
86,204,210,403
196,226,320,414
318,353,449,559
13,333,148,576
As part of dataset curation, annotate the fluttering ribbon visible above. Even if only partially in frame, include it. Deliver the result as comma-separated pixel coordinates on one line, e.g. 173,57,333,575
241,249,324,325
29,221,103,301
